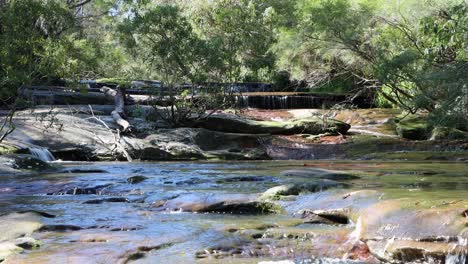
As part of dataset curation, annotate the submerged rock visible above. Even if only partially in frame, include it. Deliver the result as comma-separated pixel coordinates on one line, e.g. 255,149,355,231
198,201,282,215
0,154,51,172
48,184,113,195
280,168,359,180
261,181,344,200
126,175,148,184
83,197,129,204
60,168,108,174
38,225,83,232
216,176,277,184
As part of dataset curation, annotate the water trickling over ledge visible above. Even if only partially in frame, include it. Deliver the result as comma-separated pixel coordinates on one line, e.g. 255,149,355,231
28,147,56,162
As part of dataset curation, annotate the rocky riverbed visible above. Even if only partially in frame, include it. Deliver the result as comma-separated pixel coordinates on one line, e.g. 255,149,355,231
1,106,467,162
0,160,467,263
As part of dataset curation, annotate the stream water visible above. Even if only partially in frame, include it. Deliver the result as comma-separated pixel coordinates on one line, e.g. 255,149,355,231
0,160,467,263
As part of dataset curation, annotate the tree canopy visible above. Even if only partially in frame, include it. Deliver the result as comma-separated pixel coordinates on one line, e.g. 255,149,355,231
0,0,466,128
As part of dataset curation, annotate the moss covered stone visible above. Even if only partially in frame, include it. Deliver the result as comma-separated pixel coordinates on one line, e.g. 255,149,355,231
395,115,429,140
429,126,468,140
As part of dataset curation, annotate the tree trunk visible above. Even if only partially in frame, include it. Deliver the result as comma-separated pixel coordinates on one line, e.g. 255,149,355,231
111,86,130,132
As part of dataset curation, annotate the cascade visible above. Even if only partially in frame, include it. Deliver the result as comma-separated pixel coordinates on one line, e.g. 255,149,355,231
28,147,56,162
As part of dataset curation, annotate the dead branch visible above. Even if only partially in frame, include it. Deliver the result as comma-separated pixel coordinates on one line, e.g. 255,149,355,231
86,105,133,162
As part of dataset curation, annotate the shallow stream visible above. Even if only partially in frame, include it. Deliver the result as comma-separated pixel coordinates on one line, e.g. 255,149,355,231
0,160,467,263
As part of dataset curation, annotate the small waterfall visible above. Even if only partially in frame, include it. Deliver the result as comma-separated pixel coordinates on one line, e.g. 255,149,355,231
235,94,347,109
446,236,467,264
29,147,56,162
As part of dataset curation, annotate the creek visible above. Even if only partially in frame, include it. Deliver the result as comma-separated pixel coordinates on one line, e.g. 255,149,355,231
0,160,467,263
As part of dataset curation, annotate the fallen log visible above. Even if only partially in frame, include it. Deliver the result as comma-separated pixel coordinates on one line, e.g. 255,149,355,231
18,86,159,106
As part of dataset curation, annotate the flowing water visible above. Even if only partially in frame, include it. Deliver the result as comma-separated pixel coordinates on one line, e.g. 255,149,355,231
28,148,56,162
0,160,467,263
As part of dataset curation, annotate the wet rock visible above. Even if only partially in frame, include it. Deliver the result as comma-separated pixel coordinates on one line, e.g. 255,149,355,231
345,241,378,262
0,242,23,262
14,237,42,249
126,175,148,184
0,154,51,172
0,212,43,241
48,184,113,195
297,208,351,225
17,210,56,218
360,200,467,241
195,244,248,259
260,181,343,199
38,225,82,232
160,193,282,214
280,168,360,180
83,197,129,204
198,201,282,215
137,242,173,252
122,252,146,264
109,226,144,232
366,239,467,263
175,177,208,186
216,176,277,184
60,168,108,174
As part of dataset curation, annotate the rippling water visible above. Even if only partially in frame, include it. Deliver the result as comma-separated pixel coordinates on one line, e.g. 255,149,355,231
0,160,467,263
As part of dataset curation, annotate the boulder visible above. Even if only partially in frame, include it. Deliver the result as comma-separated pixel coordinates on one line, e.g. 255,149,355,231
158,193,281,214
260,180,343,200
138,128,270,161
126,175,148,184
395,116,429,140
366,239,467,263
430,126,468,140
297,208,351,225
0,154,51,173
189,114,350,135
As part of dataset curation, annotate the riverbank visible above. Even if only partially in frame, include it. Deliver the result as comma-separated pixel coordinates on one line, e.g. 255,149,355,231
1,107,466,165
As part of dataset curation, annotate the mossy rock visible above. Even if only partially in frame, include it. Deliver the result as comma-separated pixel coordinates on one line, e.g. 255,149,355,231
395,115,429,140
0,144,19,155
429,127,468,141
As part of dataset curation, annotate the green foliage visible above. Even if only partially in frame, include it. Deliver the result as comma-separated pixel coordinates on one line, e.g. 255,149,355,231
0,0,98,102
119,5,217,84
0,0,465,132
